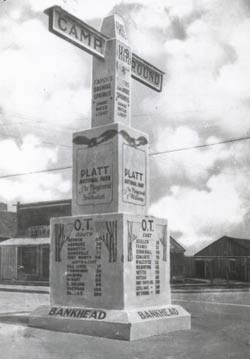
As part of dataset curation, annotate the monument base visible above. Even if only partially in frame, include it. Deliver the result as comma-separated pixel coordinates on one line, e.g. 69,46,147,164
29,304,191,341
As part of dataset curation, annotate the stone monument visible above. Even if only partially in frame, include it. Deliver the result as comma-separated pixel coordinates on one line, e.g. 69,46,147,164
29,6,191,340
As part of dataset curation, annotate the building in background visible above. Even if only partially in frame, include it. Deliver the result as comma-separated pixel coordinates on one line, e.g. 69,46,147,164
185,236,250,282
0,203,17,243
0,202,8,212
0,199,186,284
170,236,186,282
0,199,71,283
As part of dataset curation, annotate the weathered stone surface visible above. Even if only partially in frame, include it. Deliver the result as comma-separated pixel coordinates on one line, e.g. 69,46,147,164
72,123,149,216
92,15,131,127
49,213,169,310
30,10,191,340
29,304,191,341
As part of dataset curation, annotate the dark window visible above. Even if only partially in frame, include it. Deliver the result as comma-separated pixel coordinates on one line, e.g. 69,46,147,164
18,246,38,275
42,246,50,279
230,260,236,272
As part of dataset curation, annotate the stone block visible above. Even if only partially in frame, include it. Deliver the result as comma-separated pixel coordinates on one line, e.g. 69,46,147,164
72,123,149,216
50,213,169,310
29,304,191,341
91,15,131,127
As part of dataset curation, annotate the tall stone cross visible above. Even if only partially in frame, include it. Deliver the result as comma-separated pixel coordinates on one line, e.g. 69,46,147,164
29,6,190,341
45,6,164,128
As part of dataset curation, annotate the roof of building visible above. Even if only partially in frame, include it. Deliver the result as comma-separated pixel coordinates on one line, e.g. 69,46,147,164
170,236,185,253
230,236,250,251
17,199,71,210
195,235,250,256
0,211,17,238
0,237,50,246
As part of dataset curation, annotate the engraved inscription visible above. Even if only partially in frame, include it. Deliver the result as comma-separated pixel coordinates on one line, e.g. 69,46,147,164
136,219,155,296
137,307,179,320
76,143,113,206
58,218,118,297
127,218,167,297
123,144,146,206
49,307,107,320
53,7,106,57
93,76,113,118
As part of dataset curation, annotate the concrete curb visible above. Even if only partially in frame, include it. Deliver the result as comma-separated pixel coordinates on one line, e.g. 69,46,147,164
0,312,30,325
0,285,249,295
172,288,250,293
0,286,49,294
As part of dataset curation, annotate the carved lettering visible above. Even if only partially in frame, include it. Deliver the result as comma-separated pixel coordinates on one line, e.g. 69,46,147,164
48,307,107,320
58,17,67,31
137,308,179,320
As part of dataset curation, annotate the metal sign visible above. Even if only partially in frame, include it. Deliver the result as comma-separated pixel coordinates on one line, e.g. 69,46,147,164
26,225,50,238
45,6,107,59
131,54,164,92
45,6,165,92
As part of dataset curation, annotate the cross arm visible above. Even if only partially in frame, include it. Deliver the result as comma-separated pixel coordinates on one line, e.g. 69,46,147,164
45,6,165,92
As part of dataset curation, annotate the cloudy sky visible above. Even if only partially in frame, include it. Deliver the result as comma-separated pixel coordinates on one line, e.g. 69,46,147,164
0,0,250,254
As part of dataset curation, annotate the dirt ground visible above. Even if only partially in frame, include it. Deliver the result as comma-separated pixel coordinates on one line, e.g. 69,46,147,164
0,290,249,359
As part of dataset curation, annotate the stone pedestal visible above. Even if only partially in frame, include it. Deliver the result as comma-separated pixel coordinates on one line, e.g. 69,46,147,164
29,10,190,340
29,304,190,341
91,14,131,128
72,123,149,216
29,214,190,339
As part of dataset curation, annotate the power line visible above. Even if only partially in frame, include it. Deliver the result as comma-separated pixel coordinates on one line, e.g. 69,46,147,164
0,133,72,149
0,134,249,179
42,141,72,149
0,112,89,132
0,118,75,133
0,166,72,179
150,135,250,156
0,110,86,121
132,105,238,117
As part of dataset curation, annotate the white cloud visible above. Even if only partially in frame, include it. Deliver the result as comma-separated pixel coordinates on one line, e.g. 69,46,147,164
156,126,200,151
40,87,91,126
151,126,232,185
0,173,71,203
217,19,250,98
129,4,170,30
136,0,250,139
0,135,56,173
150,172,248,251
0,17,90,130
28,0,122,19
27,0,64,13
0,136,71,203
165,0,197,18
0,0,249,252
125,0,196,19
